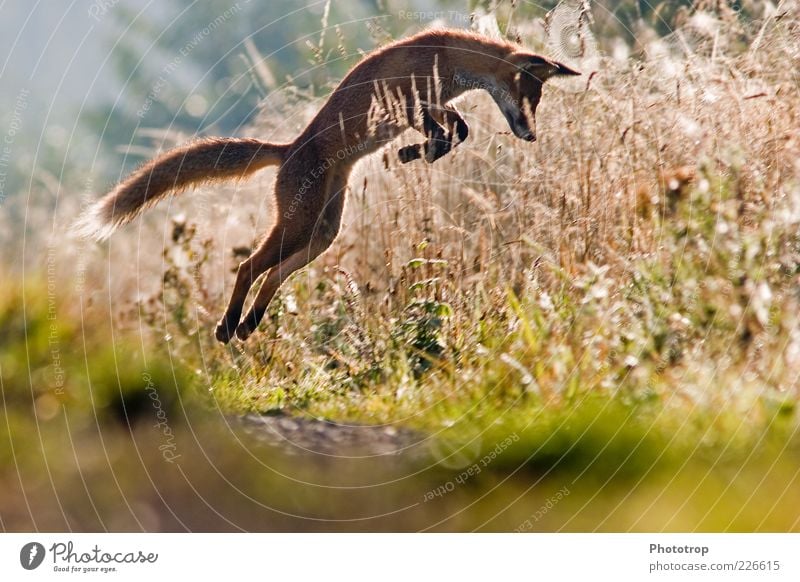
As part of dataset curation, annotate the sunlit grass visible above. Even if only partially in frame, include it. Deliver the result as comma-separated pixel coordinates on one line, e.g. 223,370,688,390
4,4,800,531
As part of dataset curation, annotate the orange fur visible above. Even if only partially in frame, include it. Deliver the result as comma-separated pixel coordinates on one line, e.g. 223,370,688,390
76,28,579,343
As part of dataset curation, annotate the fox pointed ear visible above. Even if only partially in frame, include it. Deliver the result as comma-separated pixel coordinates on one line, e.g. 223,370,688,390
512,53,581,81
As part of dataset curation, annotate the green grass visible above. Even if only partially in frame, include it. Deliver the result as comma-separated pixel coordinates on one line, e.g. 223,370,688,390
196,169,800,436
4,4,800,531
2,271,798,530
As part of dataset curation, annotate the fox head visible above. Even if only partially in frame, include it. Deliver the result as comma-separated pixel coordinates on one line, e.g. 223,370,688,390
493,53,580,142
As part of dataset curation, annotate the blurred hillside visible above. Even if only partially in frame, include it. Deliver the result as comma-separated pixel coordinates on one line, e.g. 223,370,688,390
2,0,800,532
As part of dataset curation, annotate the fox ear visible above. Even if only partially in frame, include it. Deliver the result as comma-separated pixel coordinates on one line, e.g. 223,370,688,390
513,53,581,81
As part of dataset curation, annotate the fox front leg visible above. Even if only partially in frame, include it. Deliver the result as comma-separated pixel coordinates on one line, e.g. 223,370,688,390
398,106,469,164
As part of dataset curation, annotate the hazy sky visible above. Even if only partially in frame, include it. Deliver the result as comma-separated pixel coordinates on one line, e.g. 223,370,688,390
0,1,154,111
0,0,439,199
0,0,159,182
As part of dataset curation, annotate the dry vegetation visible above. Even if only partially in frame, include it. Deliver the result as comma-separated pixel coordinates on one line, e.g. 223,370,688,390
109,4,800,426
4,2,800,531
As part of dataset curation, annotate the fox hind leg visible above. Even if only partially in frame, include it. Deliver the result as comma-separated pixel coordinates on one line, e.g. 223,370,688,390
214,172,318,343
235,174,347,341
214,226,307,343
233,239,330,341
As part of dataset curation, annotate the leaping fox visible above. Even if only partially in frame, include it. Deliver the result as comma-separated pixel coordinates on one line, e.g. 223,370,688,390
76,28,579,343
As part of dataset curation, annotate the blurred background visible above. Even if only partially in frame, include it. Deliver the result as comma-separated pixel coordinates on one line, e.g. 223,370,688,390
2,0,800,532
0,0,723,251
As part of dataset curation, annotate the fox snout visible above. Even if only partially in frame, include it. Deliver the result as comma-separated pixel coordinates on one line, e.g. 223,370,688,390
512,120,536,142
505,109,536,142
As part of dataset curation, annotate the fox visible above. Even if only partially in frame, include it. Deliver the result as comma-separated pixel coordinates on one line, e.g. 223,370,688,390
75,28,579,344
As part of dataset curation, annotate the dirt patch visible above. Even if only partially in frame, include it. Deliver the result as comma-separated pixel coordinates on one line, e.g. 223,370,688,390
238,413,428,459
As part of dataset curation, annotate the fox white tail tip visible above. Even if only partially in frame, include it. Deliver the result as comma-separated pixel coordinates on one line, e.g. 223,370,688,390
70,204,116,242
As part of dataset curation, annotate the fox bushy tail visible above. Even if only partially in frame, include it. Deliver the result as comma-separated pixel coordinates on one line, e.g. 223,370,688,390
74,137,287,240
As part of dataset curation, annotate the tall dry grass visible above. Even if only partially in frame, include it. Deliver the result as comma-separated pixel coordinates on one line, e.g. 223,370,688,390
48,3,800,425
6,0,800,534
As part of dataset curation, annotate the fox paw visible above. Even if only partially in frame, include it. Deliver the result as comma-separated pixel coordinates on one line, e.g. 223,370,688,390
235,320,255,341
398,144,422,164
424,138,451,163
214,320,234,344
